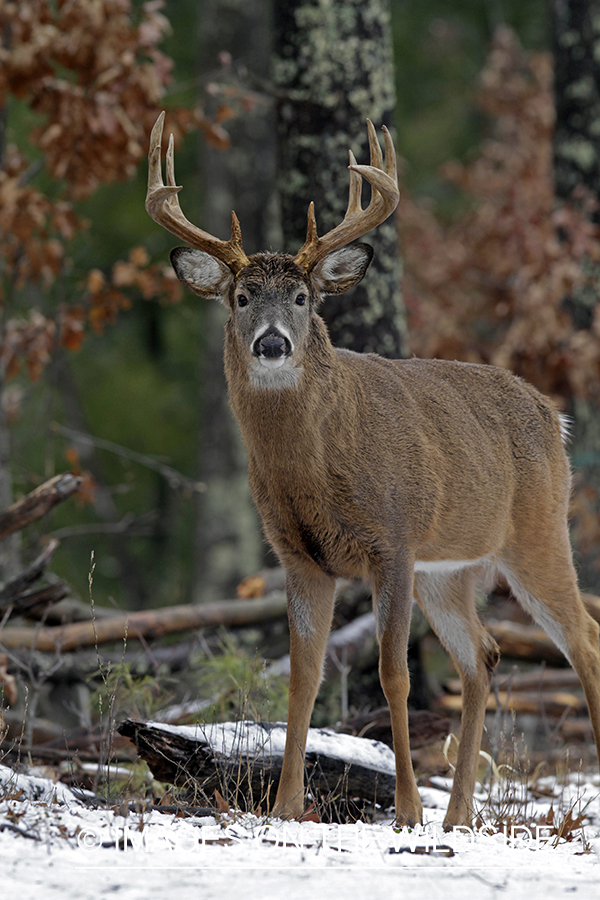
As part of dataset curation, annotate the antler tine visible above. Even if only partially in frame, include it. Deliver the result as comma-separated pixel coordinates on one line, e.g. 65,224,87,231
293,120,399,272
382,126,397,182
346,150,362,216
145,112,249,274
366,119,383,170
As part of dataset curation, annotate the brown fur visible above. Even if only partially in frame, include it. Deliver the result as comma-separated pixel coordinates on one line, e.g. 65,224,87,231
211,258,600,829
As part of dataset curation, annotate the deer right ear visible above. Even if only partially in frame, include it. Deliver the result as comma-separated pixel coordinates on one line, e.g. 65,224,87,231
170,247,234,302
311,243,374,296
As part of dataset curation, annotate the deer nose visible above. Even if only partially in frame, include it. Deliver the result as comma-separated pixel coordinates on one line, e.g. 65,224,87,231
253,328,291,359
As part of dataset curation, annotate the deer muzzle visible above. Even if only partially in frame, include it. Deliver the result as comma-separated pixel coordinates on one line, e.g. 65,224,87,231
253,327,293,367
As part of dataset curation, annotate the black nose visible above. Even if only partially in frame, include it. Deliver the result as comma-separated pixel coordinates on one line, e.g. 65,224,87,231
253,329,291,359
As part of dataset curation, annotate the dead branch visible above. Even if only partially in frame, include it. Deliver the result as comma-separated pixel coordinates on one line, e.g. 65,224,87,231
0,539,60,602
338,707,451,750
485,619,567,664
3,581,69,617
446,667,584,695
0,592,287,651
582,593,600,624
438,689,587,716
0,474,81,541
53,423,205,494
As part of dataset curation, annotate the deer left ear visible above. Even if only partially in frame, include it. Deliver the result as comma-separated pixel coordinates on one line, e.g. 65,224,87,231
312,243,373,296
170,247,234,302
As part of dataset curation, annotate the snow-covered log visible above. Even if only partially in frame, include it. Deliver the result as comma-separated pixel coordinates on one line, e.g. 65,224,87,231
118,719,398,815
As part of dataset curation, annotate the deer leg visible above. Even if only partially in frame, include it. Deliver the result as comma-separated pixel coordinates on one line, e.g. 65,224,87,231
271,562,336,819
415,568,499,830
499,533,600,770
374,559,423,827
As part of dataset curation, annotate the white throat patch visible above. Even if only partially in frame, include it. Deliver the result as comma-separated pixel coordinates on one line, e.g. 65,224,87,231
249,362,303,390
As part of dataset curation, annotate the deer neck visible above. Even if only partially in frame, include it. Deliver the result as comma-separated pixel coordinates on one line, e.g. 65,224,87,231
224,314,351,473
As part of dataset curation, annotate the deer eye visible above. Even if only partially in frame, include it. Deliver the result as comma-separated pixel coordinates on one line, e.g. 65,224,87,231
237,294,249,308
295,293,307,306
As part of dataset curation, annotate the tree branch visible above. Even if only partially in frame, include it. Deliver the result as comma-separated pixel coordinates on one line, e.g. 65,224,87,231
0,474,81,541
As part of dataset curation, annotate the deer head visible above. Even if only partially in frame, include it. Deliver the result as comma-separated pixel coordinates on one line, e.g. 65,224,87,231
145,112,399,389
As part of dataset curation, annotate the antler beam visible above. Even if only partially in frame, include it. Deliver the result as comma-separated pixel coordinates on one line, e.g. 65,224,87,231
293,120,399,272
146,112,249,274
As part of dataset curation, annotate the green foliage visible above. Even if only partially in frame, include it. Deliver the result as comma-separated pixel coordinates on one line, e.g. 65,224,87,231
194,633,289,724
89,661,172,723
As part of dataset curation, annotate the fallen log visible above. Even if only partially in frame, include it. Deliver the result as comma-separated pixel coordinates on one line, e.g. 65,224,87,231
559,719,595,742
485,620,566,665
582,593,600,624
118,718,397,817
338,707,451,750
445,667,584,695
438,689,587,716
0,592,288,651
0,474,81,541
266,610,377,679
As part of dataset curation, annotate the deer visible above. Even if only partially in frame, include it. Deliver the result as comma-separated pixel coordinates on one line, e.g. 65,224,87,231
145,111,600,830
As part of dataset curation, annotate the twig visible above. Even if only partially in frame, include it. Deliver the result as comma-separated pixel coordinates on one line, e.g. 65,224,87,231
0,474,81,541
0,822,41,841
49,512,155,541
52,423,205,494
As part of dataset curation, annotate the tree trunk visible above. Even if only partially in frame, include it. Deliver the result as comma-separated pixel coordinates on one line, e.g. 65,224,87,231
273,0,406,357
552,0,600,592
553,0,600,205
192,0,276,603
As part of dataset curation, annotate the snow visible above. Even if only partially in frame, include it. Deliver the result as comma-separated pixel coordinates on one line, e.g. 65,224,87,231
147,719,398,774
1,756,599,899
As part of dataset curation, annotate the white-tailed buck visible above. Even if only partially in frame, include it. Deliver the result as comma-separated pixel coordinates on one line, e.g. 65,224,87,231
146,111,600,829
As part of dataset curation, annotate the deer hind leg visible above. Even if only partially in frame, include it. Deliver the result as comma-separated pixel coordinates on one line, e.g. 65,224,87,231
414,567,500,830
271,562,336,820
374,559,423,827
498,530,600,768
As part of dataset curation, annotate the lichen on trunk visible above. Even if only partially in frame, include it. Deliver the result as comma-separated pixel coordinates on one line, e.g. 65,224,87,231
273,0,406,358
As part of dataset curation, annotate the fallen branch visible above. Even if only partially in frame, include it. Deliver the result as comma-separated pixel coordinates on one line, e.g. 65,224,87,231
266,610,377,679
3,581,69,617
438,689,587,716
445,667,584,695
0,592,287,651
0,539,60,602
485,619,566,664
0,474,81,541
582,593,600,624
53,423,205,495
338,707,451,750
0,538,69,619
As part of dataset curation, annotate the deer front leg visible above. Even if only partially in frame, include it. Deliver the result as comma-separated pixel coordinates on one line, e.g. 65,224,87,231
374,557,423,828
272,563,336,819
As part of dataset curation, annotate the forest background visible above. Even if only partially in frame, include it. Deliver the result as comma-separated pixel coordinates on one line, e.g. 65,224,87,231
2,0,599,626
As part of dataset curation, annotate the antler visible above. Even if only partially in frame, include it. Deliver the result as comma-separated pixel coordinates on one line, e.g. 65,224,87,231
293,120,399,272
146,112,250,274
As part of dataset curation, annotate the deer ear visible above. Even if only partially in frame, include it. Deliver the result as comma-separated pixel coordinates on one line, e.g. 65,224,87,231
170,247,234,302
312,243,374,296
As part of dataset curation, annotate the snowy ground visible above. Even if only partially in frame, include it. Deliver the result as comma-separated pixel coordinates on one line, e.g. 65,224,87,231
1,758,599,900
